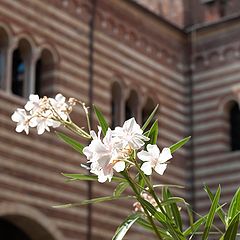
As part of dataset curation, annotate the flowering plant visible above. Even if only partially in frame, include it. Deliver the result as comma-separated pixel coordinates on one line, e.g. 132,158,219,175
12,94,240,240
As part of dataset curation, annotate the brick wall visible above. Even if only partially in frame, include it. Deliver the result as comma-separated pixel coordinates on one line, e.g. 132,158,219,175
1,0,240,238
191,18,240,215
0,0,190,239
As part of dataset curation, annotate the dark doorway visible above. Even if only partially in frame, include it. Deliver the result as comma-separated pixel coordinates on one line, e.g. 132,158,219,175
0,218,32,240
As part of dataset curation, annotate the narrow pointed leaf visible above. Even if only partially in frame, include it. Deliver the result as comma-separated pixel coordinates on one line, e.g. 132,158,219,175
162,187,173,220
227,187,240,225
56,132,84,154
53,195,133,208
139,198,185,240
202,186,221,240
147,120,158,145
223,211,240,240
113,182,129,197
138,173,145,189
62,173,125,182
183,215,207,236
93,105,109,135
142,104,159,131
204,185,226,225
137,217,173,239
170,136,191,154
112,213,140,240
165,188,183,232
152,184,184,189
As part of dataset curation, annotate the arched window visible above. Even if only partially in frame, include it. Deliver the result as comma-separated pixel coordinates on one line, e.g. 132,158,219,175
11,39,31,97
125,90,138,120
229,101,240,151
0,27,9,89
35,49,55,97
111,82,122,128
142,97,155,128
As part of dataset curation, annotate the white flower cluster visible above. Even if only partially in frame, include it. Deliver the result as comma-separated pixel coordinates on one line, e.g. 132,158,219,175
12,94,172,182
83,118,172,182
11,94,74,135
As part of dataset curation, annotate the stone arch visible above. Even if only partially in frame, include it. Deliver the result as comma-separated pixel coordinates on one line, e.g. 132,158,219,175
35,46,57,96
0,24,11,89
0,202,64,240
218,94,240,152
11,37,33,97
39,43,60,65
142,97,156,126
125,89,139,121
218,94,239,114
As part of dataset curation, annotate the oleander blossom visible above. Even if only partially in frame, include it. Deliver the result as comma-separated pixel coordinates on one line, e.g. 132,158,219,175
83,128,126,183
11,108,33,134
11,93,74,135
83,118,149,183
112,118,149,150
137,144,172,176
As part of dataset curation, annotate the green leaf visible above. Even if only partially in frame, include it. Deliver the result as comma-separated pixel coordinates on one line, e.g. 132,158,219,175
53,195,133,208
227,187,240,225
137,217,173,239
202,186,221,240
152,184,184,189
138,198,185,240
62,173,125,182
164,188,183,232
147,120,158,145
112,213,140,240
170,136,191,154
162,187,173,220
56,132,84,154
138,173,145,189
142,104,159,131
93,105,109,135
138,198,166,223
113,182,129,197
183,215,207,236
204,185,226,225
223,211,240,240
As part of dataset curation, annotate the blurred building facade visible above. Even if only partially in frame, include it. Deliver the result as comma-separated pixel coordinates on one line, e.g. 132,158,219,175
0,0,240,239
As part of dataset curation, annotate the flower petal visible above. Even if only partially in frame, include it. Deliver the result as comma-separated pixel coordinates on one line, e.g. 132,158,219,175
113,161,125,172
137,150,152,162
154,163,167,175
16,124,25,133
141,162,152,175
147,144,160,157
55,93,65,103
159,148,172,163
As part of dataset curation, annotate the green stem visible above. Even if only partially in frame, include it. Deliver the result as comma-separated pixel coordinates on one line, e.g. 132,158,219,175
64,121,91,139
121,171,163,240
134,159,185,240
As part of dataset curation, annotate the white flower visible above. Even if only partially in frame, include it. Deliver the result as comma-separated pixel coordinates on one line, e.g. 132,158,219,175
33,117,59,135
11,108,32,134
112,118,149,150
25,94,41,112
83,128,125,183
49,93,69,121
137,144,172,175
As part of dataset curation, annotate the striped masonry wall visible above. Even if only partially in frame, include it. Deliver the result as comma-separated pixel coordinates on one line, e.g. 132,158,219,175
192,19,240,215
0,0,191,239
